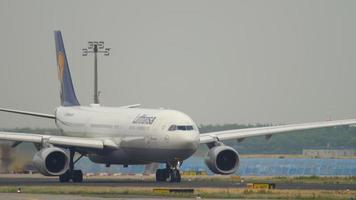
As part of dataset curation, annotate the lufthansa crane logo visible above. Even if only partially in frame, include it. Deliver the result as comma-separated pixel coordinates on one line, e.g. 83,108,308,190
57,52,65,82
132,114,156,125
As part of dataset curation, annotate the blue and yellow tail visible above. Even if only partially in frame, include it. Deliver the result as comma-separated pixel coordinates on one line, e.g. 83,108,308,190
54,31,80,106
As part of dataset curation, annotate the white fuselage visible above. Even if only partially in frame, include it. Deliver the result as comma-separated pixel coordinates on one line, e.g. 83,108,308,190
54,105,200,165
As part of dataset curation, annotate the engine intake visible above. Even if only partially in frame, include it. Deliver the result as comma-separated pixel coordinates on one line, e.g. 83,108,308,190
33,147,69,176
205,145,239,174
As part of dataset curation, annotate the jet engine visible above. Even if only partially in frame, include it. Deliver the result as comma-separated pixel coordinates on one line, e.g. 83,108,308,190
32,147,69,176
204,145,239,174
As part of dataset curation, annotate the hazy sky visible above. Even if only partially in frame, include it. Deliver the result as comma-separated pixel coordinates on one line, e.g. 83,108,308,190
0,0,355,128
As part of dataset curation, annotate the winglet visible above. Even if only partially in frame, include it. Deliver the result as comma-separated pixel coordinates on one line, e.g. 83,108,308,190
54,31,80,106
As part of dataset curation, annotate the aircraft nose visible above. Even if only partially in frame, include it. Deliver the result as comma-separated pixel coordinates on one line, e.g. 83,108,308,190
180,132,199,150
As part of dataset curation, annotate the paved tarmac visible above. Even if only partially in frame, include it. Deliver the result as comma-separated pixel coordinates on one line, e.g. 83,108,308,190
0,174,354,190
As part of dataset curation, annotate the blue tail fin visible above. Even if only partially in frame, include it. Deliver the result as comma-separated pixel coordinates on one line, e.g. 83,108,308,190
54,31,80,106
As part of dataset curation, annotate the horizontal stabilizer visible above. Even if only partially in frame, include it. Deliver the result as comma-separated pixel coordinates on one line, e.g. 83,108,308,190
0,107,55,119
119,104,141,108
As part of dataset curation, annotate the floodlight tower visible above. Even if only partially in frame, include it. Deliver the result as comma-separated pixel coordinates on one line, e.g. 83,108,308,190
82,41,111,104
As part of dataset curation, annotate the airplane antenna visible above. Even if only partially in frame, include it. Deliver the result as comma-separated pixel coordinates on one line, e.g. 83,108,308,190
82,41,111,104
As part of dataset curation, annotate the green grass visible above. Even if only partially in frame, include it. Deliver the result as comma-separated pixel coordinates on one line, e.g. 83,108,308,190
244,176,356,184
1,176,356,199
180,175,356,185
0,185,355,199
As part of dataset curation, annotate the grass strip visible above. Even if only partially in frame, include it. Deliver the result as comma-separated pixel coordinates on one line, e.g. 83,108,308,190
0,185,355,199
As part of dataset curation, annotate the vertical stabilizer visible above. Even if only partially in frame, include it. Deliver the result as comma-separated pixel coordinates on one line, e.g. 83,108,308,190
54,31,80,106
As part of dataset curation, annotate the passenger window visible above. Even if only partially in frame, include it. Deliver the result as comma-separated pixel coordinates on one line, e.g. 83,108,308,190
186,126,193,130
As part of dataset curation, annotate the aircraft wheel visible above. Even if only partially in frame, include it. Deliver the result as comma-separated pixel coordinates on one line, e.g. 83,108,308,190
176,170,181,182
163,169,170,180
155,169,166,182
59,171,70,182
71,170,83,182
169,169,181,182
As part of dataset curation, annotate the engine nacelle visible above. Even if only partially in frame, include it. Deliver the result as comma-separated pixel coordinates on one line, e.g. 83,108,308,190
204,145,240,174
32,147,69,176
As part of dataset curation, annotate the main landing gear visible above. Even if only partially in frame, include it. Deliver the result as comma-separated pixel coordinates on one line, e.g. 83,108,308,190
59,148,84,183
155,161,181,182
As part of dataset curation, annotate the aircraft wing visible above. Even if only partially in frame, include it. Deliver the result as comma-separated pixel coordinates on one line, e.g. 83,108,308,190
199,119,356,144
0,131,118,149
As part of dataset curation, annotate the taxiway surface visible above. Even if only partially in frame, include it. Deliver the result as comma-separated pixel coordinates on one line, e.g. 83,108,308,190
0,174,354,190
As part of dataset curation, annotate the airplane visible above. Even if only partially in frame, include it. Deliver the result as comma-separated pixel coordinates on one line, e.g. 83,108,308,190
0,31,355,183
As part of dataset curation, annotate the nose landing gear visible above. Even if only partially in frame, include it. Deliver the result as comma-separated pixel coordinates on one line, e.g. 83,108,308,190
155,161,182,182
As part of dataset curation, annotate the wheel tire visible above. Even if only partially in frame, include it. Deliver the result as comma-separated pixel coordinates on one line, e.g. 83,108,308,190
156,169,165,182
163,169,170,180
59,171,70,182
176,171,181,182
169,170,178,182
169,170,181,183
72,170,83,183
155,170,161,182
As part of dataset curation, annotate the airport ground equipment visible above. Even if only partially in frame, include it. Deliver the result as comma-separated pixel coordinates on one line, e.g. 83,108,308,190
247,183,276,189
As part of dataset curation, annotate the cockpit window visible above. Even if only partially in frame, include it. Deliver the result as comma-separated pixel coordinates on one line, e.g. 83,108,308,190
168,125,176,131
177,126,187,131
168,125,194,131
